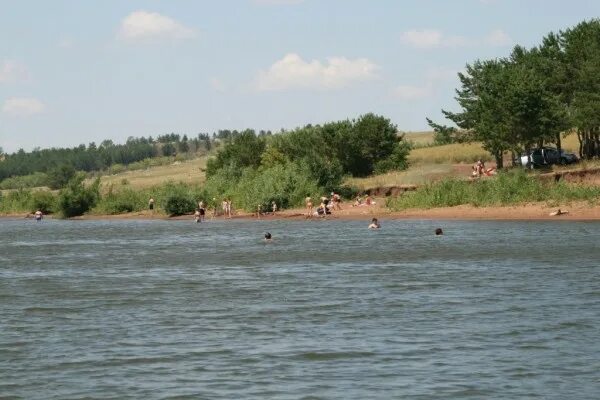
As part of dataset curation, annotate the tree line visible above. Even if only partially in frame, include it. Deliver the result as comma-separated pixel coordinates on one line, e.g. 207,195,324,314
429,19,600,168
0,133,217,184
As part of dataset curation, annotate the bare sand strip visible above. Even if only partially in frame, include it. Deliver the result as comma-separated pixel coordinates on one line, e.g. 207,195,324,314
5,200,600,221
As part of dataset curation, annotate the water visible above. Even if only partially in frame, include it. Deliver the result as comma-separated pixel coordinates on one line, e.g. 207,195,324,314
1,218,599,399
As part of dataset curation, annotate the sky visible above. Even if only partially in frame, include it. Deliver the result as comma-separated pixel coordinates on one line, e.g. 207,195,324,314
1,0,599,152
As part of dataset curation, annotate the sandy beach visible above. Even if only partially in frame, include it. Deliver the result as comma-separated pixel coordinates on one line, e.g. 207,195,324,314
6,198,600,221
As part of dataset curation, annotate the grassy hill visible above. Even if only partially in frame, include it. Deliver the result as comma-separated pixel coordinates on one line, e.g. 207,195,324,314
94,132,585,193
96,156,207,191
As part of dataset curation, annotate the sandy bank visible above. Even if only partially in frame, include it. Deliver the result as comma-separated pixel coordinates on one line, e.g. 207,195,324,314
5,199,600,221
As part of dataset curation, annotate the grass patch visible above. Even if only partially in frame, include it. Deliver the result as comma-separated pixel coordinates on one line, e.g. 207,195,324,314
388,170,600,210
346,164,459,190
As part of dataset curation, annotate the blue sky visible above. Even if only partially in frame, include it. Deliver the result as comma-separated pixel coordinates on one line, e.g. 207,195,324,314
1,0,598,152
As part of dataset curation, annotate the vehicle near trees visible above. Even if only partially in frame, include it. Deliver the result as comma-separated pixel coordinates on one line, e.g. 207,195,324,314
517,147,578,168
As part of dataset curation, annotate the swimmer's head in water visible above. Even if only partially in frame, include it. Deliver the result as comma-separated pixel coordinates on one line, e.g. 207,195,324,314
264,232,272,240
435,228,443,235
372,218,378,223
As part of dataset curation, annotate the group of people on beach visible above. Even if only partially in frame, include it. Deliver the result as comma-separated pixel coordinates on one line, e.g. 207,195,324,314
305,192,342,218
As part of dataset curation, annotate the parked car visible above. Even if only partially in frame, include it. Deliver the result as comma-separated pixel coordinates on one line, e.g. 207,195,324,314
517,147,578,168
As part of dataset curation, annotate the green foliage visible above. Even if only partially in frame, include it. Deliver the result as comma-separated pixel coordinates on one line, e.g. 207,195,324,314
206,130,266,177
426,118,457,145
30,191,57,214
57,174,100,218
94,187,145,214
0,189,32,214
164,192,196,216
388,170,600,210
47,164,77,189
430,19,600,164
0,172,49,189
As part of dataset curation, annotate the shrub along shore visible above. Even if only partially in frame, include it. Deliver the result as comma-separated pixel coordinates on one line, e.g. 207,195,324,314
3,169,600,219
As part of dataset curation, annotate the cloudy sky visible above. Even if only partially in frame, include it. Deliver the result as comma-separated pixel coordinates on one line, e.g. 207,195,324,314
1,0,598,152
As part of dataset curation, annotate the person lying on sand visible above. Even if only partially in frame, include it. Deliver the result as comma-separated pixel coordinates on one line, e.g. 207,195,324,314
549,208,569,216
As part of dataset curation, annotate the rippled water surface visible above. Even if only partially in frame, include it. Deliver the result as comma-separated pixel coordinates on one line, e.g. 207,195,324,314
1,218,599,399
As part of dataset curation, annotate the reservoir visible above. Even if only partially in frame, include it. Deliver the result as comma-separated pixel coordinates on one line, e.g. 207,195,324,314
1,218,599,399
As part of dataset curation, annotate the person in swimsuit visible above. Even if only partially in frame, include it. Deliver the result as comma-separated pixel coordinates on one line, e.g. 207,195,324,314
271,201,277,215
34,210,43,221
368,218,380,229
148,197,155,210
305,196,313,218
194,209,201,223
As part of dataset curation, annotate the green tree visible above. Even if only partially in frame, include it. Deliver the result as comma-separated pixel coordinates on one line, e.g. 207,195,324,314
57,174,100,218
47,164,77,189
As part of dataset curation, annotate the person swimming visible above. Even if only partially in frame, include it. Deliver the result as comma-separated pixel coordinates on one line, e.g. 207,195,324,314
264,232,272,242
34,210,43,221
435,228,443,235
368,218,380,229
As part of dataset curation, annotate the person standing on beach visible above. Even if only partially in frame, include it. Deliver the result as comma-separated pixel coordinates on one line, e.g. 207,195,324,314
148,197,155,211
331,192,342,211
305,196,313,218
271,201,277,215
226,199,232,218
212,198,218,218
222,199,228,217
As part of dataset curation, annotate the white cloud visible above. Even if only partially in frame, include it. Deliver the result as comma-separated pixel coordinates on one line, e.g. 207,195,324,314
118,10,196,42
0,61,29,84
485,29,512,46
393,84,433,100
401,29,511,48
2,97,46,117
256,53,378,91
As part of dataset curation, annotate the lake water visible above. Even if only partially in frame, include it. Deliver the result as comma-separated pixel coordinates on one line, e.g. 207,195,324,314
1,218,599,399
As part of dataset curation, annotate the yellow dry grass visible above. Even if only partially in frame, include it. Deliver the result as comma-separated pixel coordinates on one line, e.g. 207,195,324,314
347,164,464,190
97,157,207,190
403,131,435,146
409,142,492,165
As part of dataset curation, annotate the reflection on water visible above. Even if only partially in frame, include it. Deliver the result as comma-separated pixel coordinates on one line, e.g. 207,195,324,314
1,218,599,399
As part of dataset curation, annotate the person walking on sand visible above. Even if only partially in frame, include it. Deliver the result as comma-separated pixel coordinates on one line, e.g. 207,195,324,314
148,197,155,211
305,196,313,218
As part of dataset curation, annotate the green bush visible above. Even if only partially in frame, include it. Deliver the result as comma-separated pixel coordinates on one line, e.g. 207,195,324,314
94,187,146,214
0,172,49,189
164,192,196,216
57,175,100,217
47,164,77,189
30,190,57,214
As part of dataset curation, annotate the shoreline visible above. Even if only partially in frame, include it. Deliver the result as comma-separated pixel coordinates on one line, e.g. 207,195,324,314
3,201,600,221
